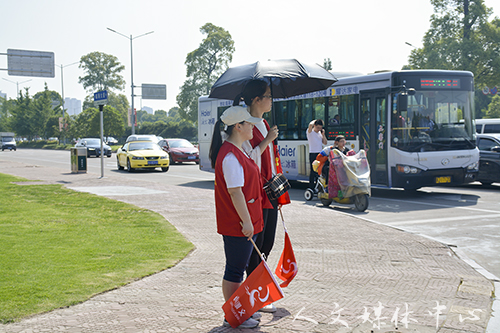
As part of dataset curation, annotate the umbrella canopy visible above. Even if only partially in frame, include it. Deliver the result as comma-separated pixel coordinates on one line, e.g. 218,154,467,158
208,59,337,101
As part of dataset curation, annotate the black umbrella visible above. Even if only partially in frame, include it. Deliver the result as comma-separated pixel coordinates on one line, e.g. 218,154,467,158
209,59,338,101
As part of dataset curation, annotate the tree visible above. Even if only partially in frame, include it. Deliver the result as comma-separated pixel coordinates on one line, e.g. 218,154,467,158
31,84,56,138
78,52,125,93
0,97,14,132
72,106,125,138
82,92,129,126
10,89,34,140
484,95,500,118
407,0,500,88
8,85,63,139
176,23,235,123
323,58,332,70
34,88,63,114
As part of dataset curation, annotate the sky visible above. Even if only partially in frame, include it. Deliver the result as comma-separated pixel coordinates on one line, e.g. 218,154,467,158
1,0,499,114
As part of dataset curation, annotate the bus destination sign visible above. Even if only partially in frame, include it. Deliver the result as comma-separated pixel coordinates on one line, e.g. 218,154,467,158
421,78,460,89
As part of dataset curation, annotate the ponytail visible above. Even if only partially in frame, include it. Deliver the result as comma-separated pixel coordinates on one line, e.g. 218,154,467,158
233,93,243,106
209,119,224,169
209,119,236,169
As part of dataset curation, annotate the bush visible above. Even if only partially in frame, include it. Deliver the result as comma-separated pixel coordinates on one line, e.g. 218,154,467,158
17,140,72,150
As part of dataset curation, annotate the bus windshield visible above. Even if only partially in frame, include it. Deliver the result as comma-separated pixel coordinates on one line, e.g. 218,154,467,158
391,90,476,152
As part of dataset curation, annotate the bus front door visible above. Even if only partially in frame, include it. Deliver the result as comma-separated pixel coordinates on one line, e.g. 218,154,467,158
360,91,388,186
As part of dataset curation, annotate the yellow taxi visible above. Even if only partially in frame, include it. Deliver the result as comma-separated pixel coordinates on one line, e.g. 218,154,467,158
116,141,169,172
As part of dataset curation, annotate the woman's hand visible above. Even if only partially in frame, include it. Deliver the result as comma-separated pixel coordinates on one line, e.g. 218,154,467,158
228,187,255,240
266,125,279,141
241,221,254,239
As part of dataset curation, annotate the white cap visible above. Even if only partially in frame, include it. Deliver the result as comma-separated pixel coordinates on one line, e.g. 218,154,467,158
220,106,262,126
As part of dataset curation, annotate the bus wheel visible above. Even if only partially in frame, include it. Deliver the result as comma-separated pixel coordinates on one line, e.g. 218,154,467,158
354,194,369,212
304,188,314,201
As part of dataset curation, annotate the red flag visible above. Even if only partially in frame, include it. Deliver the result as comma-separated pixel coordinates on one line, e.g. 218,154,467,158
222,260,284,328
275,231,298,287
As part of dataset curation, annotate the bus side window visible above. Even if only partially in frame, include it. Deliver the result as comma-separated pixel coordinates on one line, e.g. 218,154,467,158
484,124,500,133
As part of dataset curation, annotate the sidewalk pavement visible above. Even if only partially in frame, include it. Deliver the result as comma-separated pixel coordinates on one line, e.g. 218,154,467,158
0,159,495,333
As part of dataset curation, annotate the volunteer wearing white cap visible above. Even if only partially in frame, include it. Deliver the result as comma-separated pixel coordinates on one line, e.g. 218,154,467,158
209,105,264,329
235,79,291,314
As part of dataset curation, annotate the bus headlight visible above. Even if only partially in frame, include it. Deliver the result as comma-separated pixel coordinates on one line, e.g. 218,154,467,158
466,162,479,171
396,164,422,174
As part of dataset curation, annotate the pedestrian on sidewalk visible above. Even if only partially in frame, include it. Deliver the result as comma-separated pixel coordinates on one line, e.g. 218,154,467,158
209,105,264,329
234,79,291,313
307,119,327,189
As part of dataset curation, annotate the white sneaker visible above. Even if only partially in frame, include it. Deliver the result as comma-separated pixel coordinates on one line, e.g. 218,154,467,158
258,303,277,313
223,317,260,329
251,312,262,321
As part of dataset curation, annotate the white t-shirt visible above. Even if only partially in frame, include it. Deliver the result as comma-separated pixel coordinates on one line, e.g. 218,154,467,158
242,121,277,175
222,152,244,188
307,129,324,153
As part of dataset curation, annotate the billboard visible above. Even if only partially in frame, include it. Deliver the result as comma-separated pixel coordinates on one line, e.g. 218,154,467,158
7,49,55,78
142,84,166,100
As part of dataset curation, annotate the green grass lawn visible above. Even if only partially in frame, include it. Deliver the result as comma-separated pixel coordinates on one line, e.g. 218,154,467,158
0,173,194,323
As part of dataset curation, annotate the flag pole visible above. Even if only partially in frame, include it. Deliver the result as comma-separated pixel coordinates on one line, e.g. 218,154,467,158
240,222,266,261
278,207,287,232
249,237,266,262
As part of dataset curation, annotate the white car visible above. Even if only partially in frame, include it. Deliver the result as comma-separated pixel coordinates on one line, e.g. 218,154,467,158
105,136,118,144
125,134,162,144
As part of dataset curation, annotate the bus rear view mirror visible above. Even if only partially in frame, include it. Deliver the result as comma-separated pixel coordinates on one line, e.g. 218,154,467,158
396,88,415,112
397,93,408,112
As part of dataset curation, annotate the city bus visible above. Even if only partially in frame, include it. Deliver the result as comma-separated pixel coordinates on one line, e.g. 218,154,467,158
198,70,479,190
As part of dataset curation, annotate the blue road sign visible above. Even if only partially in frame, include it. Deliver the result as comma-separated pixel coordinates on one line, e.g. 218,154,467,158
94,90,108,104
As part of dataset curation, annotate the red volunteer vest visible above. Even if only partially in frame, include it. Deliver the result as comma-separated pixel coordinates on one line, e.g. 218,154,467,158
215,142,264,237
249,119,291,208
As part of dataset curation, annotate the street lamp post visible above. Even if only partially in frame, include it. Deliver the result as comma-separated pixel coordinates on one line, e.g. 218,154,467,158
107,27,154,135
2,78,32,98
59,61,79,144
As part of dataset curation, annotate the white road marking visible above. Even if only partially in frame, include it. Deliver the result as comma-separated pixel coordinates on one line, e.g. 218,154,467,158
389,214,500,225
379,197,500,214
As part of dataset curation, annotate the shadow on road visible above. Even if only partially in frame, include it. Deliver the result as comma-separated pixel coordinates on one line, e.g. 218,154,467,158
178,180,214,190
287,180,484,214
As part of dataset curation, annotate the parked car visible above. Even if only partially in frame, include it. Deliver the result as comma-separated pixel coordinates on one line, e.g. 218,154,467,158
75,138,112,157
158,138,199,164
125,134,162,144
116,141,169,172
475,118,500,134
105,136,118,145
476,133,500,185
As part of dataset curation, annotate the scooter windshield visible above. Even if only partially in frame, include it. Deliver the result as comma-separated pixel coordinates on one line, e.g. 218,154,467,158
330,149,371,198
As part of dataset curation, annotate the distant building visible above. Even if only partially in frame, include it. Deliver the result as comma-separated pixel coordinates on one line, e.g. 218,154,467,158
142,106,154,114
0,91,6,100
64,98,82,116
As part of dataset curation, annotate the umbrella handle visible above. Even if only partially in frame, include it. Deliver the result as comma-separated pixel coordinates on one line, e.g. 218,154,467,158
270,84,277,127
270,84,279,145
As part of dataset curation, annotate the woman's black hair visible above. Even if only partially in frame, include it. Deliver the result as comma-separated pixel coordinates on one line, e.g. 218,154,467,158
208,119,237,169
334,135,346,143
232,79,268,106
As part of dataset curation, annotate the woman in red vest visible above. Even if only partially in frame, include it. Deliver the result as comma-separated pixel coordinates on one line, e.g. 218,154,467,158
209,105,264,329
235,80,291,313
